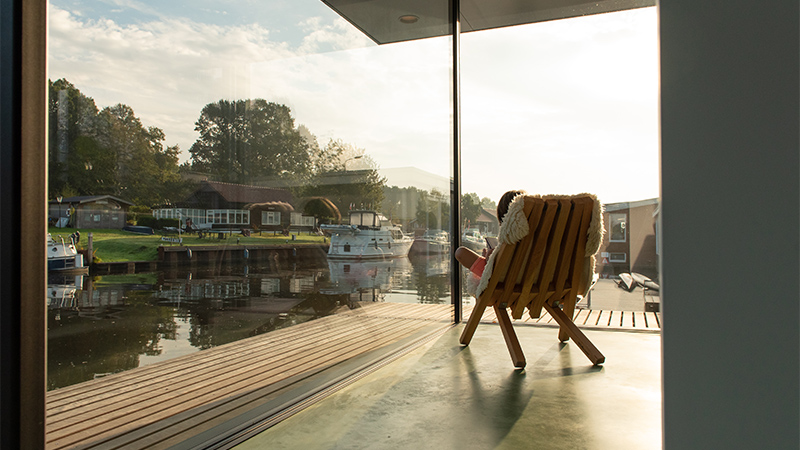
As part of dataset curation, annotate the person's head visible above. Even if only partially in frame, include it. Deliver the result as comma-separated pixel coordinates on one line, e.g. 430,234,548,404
497,190,525,224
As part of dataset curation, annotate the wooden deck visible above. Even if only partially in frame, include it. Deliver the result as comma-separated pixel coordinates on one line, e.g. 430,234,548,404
473,304,662,331
45,302,659,449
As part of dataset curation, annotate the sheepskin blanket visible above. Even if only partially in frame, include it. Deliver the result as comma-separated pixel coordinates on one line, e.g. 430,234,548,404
474,193,604,299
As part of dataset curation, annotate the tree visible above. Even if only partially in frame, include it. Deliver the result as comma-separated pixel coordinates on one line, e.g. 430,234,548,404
480,196,496,211
48,79,104,197
96,104,186,205
461,192,483,228
188,99,312,184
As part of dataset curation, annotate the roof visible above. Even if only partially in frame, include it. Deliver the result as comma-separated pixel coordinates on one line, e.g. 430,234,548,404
476,207,498,224
196,181,292,204
49,195,134,206
323,0,655,45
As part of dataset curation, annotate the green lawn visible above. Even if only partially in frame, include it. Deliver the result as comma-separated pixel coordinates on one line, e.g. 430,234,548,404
48,227,327,262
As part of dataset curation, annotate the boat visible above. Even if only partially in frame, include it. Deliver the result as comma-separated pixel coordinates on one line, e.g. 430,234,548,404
47,233,88,273
323,258,412,295
321,210,414,259
409,229,451,255
618,272,635,291
461,228,487,252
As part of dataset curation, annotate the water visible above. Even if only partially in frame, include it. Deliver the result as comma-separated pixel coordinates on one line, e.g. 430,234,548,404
46,253,453,391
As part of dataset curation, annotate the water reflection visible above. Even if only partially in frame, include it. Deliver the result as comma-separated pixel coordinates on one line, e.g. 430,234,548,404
46,253,452,390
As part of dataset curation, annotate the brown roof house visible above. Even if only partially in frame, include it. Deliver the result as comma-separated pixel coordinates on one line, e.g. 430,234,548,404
154,181,294,231
475,208,500,236
181,181,292,210
48,195,135,229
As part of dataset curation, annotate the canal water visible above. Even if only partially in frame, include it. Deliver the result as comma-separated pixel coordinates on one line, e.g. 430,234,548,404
46,252,454,391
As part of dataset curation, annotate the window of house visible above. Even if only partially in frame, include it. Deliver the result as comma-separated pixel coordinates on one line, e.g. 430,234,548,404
262,211,280,225
610,213,627,242
609,252,627,262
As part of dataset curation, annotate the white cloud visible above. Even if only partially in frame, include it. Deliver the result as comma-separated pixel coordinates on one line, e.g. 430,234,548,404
48,3,658,204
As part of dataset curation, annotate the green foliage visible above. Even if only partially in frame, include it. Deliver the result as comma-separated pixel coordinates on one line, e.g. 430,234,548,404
157,218,181,229
187,99,312,184
48,78,186,206
136,215,158,228
461,192,483,228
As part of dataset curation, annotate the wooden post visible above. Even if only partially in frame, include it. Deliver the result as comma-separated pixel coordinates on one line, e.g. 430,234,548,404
86,232,93,265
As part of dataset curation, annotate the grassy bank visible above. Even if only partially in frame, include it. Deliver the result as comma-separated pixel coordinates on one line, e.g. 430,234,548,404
48,228,327,262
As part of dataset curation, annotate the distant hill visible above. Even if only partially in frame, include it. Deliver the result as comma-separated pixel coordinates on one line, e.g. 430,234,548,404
380,167,450,192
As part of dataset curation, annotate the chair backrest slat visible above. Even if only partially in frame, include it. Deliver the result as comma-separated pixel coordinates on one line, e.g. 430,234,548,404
511,199,559,317
499,200,539,308
553,200,585,299
569,196,594,299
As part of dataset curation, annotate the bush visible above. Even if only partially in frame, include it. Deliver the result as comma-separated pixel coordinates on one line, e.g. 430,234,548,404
136,215,158,228
157,218,181,229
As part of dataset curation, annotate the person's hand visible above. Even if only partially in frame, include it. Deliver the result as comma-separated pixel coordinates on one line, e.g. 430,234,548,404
482,247,494,258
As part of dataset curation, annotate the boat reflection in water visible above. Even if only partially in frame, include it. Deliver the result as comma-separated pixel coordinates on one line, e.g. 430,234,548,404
45,254,451,390
323,257,413,302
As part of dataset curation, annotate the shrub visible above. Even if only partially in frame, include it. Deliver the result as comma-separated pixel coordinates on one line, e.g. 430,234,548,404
136,215,158,228
157,218,181,229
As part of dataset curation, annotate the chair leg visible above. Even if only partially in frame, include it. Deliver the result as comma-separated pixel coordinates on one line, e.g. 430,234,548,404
558,301,576,342
543,302,605,365
459,297,489,346
494,304,526,368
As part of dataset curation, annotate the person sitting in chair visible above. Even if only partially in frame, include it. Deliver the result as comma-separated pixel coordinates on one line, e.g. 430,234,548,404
454,190,525,278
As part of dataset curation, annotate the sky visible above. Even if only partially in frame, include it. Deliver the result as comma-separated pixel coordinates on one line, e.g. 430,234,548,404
48,1,659,205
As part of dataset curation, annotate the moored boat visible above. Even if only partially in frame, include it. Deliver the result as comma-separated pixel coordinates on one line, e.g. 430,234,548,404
409,229,451,255
321,210,413,259
461,228,487,253
48,233,88,274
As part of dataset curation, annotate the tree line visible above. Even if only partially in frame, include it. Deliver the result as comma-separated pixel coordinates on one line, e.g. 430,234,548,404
48,79,486,228
48,79,385,215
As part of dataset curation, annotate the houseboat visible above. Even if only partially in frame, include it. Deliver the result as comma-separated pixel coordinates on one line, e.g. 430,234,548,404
322,210,413,259
47,233,88,273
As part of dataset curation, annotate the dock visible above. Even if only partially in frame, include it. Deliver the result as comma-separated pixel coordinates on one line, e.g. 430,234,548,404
45,302,659,449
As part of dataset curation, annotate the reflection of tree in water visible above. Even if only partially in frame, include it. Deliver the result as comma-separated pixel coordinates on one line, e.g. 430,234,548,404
185,288,346,350
47,290,177,390
415,273,449,304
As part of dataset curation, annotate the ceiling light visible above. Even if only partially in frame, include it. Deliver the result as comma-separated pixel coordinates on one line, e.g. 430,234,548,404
398,15,419,24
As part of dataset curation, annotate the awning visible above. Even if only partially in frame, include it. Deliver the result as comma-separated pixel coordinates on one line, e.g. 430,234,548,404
322,0,656,45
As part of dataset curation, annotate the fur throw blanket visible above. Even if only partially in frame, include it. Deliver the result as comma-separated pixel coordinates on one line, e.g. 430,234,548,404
475,193,604,299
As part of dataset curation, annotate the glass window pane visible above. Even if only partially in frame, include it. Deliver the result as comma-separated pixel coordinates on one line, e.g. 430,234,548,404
47,1,453,446
461,7,659,313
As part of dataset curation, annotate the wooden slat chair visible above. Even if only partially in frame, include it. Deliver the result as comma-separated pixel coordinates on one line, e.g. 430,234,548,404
459,194,605,368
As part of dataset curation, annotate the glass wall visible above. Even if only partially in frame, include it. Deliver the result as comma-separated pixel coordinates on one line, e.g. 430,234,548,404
460,7,660,314
45,1,453,447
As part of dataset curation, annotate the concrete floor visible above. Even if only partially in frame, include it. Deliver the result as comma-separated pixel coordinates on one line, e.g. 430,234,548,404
236,323,662,450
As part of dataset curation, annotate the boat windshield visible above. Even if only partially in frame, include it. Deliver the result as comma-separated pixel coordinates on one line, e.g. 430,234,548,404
349,211,377,227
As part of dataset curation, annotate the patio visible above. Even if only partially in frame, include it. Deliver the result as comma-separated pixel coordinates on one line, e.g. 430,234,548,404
235,322,662,450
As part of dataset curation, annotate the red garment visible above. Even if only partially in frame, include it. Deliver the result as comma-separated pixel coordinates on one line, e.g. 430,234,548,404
469,256,487,277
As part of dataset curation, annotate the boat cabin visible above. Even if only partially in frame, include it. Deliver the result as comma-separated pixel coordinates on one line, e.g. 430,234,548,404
349,211,391,229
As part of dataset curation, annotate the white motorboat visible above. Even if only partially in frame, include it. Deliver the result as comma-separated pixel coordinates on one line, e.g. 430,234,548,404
322,210,414,259
410,229,451,255
48,233,88,273
323,258,412,295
